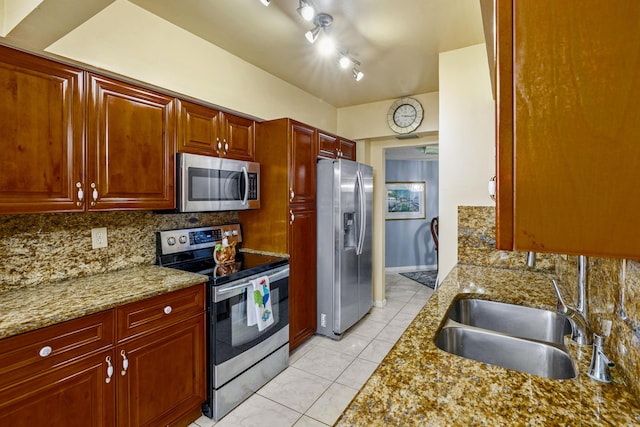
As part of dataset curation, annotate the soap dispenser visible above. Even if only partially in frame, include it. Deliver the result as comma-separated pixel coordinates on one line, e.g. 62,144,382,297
588,334,615,383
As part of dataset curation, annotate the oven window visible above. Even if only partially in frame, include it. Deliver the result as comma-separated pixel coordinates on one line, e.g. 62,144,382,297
230,288,279,346
214,277,289,364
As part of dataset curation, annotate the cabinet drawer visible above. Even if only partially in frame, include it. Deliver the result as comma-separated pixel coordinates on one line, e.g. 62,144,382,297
0,310,114,388
116,284,205,342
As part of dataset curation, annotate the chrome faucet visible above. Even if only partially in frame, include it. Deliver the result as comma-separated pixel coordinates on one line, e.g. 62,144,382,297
588,334,614,383
551,255,591,345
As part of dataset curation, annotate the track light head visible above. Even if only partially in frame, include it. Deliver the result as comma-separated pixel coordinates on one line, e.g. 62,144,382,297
353,68,364,81
339,55,351,69
297,0,315,21
260,0,271,5
305,26,320,43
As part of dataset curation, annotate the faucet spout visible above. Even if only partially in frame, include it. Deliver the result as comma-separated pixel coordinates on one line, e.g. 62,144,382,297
551,279,592,345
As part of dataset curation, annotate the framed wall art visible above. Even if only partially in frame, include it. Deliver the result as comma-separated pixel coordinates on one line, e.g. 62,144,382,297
385,182,426,220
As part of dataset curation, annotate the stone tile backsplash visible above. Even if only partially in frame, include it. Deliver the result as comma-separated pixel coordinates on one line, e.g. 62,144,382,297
0,211,237,291
458,205,640,400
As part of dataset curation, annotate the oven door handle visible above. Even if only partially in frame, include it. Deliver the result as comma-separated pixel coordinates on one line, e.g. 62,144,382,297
218,282,252,294
216,266,290,295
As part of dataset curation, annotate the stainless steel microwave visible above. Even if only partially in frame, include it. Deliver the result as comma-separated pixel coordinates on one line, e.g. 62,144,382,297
177,153,260,212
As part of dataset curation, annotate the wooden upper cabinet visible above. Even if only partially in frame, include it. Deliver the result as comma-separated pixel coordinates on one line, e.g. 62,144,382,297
289,121,317,205
318,131,337,159
177,99,221,155
496,0,640,258
87,74,176,211
317,132,356,161
177,99,254,160
338,138,356,161
0,46,84,214
223,113,255,161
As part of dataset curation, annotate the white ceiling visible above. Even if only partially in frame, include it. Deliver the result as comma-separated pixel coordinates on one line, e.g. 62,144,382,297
0,0,486,108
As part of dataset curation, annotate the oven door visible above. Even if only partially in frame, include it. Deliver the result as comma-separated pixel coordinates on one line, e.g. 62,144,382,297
211,265,289,368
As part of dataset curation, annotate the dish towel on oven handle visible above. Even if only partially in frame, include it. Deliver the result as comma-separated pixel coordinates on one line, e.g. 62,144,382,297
247,275,273,331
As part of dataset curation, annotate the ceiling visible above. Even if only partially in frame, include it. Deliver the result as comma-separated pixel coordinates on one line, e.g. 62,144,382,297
0,0,486,108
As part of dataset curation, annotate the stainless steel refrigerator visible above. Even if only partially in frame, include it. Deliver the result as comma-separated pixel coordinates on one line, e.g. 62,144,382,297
316,158,373,340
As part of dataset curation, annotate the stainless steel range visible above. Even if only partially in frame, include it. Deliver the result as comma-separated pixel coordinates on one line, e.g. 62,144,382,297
156,224,289,421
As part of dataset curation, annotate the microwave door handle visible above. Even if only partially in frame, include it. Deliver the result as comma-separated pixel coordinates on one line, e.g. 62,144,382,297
241,166,249,206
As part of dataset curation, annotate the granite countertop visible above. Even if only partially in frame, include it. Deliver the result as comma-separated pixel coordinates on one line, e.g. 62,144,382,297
0,265,208,340
337,264,640,426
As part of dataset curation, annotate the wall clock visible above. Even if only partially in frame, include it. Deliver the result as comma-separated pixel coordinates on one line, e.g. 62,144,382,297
387,97,424,134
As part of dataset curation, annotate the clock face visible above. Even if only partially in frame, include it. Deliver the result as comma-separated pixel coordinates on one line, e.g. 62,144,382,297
387,97,424,134
393,104,418,127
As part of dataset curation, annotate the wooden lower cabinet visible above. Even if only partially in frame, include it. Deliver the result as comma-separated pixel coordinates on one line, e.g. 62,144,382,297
288,204,317,349
116,314,205,427
0,284,206,426
0,349,115,427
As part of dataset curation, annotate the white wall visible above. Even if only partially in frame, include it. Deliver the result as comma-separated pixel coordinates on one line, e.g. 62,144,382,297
439,44,495,279
45,0,337,130
337,92,439,140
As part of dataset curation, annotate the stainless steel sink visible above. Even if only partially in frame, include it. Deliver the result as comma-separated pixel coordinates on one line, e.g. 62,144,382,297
435,298,577,379
435,325,577,379
447,298,572,345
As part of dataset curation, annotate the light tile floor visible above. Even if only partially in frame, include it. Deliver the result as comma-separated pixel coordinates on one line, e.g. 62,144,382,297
190,272,435,427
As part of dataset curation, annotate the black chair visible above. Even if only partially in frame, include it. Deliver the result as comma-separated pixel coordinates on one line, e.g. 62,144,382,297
430,216,439,269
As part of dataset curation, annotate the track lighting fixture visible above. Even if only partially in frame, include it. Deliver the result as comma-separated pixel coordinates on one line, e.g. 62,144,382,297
305,13,333,46
297,0,315,21
262,4,365,82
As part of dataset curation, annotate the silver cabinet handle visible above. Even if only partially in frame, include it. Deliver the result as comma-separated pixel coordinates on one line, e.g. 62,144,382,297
217,138,222,152
90,183,98,207
120,349,129,376
76,182,84,206
289,188,294,202
163,305,172,315
39,345,52,357
224,140,229,152
289,210,295,225
105,356,114,383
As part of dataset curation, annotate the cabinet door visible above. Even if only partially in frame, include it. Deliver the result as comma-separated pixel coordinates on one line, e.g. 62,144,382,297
222,113,255,161
116,315,206,427
0,349,115,427
288,205,317,350
177,99,221,156
496,1,640,258
0,46,84,214
338,138,356,161
87,74,176,211
318,131,337,159
289,122,317,205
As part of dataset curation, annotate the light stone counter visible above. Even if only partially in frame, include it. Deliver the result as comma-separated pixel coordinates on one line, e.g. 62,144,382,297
337,264,640,426
0,265,207,340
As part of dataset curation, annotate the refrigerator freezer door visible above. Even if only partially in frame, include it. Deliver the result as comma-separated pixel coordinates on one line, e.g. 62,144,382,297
357,163,374,317
335,159,360,335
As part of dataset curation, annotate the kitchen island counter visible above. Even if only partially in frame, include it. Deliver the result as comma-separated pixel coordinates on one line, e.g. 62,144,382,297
337,264,640,426
0,265,207,340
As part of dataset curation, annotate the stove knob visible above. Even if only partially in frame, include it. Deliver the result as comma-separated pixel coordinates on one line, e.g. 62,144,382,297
179,235,187,244
167,237,176,246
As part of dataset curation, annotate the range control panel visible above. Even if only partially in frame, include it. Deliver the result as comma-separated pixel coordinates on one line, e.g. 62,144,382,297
158,224,242,255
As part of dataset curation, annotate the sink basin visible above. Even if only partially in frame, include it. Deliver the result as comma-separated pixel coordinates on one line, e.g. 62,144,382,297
435,325,577,379
447,298,572,345
434,298,577,379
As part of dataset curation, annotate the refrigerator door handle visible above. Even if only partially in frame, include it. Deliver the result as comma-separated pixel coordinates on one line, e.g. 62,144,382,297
356,169,366,255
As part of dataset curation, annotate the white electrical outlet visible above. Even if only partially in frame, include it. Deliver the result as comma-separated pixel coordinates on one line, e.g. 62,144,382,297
91,227,108,249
